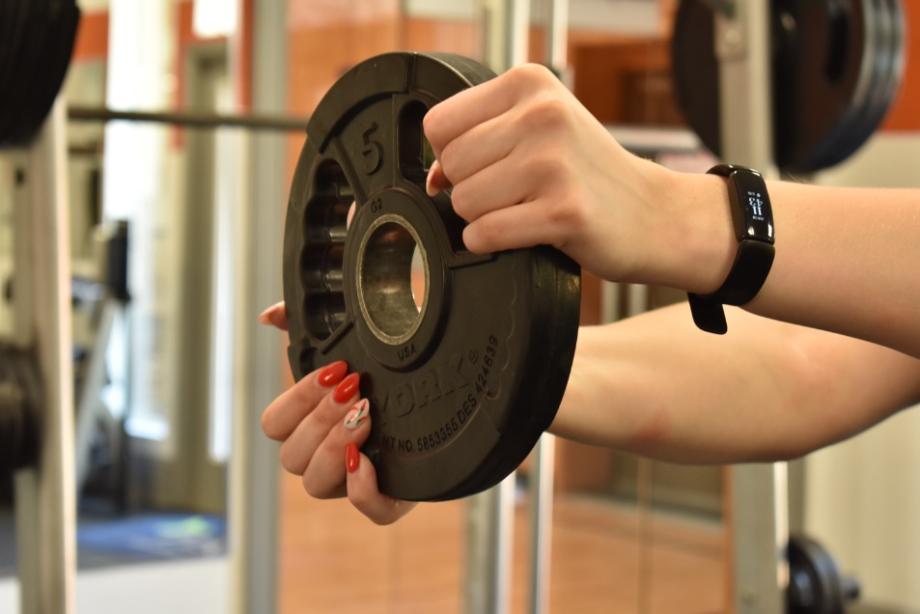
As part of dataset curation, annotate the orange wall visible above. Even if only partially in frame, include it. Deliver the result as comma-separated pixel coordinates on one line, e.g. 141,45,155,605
882,0,920,131
73,10,108,61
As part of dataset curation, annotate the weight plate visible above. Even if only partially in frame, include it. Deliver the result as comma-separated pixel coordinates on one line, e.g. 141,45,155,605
671,0,720,163
671,0,905,173
18,1,80,142
0,0,80,148
787,535,846,614
283,52,581,502
5,0,53,144
0,0,33,143
828,0,904,169
0,344,41,477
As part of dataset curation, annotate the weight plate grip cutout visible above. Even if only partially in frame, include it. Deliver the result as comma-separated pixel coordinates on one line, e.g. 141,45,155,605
283,53,581,502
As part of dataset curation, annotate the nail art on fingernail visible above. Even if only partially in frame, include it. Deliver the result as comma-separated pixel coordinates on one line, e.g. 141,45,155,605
344,399,370,430
346,443,360,474
318,361,348,388
333,372,360,403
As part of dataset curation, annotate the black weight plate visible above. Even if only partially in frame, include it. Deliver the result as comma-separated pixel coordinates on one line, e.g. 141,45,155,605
4,0,52,144
0,344,41,475
671,0,894,173
772,0,876,172
4,0,79,146
283,52,581,502
0,0,51,147
0,0,33,144
801,0,888,172
671,0,721,162
829,0,904,169
819,0,890,169
783,0,876,172
1,0,80,147
18,1,80,142
787,535,845,614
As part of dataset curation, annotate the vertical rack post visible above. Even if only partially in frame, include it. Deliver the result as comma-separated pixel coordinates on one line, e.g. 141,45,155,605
229,0,287,612
527,2,569,614
465,2,530,614
714,2,788,613
12,98,77,614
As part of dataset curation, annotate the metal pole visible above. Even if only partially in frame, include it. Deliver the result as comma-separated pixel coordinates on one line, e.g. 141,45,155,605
228,0,286,612
546,0,568,74
526,4,568,614
465,476,516,614
67,106,309,133
528,437,555,614
12,98,77,614
465,3,529,614
714,2,788,613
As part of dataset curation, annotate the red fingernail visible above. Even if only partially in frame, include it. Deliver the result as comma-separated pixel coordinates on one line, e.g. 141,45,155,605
333,372,360,403
318,361,348,388
346,443,360,474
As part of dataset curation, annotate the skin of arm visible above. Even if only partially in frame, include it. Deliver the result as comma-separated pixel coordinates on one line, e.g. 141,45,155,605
552,303,920,463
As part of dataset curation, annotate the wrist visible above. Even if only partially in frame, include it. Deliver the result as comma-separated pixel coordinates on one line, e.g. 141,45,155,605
651,168,736,294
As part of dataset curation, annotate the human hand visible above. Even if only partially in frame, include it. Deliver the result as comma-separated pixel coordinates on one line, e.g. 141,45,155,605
258,302,416,524
423,63,733,293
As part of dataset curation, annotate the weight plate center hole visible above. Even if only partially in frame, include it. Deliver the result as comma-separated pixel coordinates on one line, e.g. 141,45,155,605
357,214,430,345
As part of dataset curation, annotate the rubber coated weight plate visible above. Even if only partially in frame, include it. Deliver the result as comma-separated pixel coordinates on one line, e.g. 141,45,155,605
0,0,80,148
0,344,41,476
830,0,904,168
0,0,32,143
671,0,905,173
776,0,902,172
787,535,849,614
19,1,80,142
5,0,53,144
283,52,581,502
671,0,720,164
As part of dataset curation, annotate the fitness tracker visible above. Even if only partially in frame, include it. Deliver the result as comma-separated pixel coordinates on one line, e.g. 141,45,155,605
688,164,775,335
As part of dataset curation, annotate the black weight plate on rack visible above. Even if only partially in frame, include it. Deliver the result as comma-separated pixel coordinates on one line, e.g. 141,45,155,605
772,0,876,172
0,0,33,143
795,0,892,171
17,1,80,143
1,0,80,148
671,0,721,163
0,0,49,146
283,52,581,502
787,535,845,614
0,344,41,476
829,0,904,168
671,0,899,173
4,0,51,144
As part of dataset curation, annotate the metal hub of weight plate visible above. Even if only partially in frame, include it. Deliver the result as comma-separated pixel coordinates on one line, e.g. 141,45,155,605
283,52,581,502
0,0,81,148
671,0,905,174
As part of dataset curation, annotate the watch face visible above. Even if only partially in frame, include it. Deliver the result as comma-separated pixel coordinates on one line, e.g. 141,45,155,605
731,170,774,243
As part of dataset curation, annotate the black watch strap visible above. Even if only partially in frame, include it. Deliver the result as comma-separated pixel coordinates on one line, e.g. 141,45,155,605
688,164,775,334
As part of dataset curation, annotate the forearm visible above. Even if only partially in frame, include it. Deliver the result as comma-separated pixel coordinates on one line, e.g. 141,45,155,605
550,303,920,463
653,170,920,357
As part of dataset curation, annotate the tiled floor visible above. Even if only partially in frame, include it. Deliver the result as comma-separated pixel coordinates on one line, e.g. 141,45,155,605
0,478,727,614
0,557,229,614
278,473,727,614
